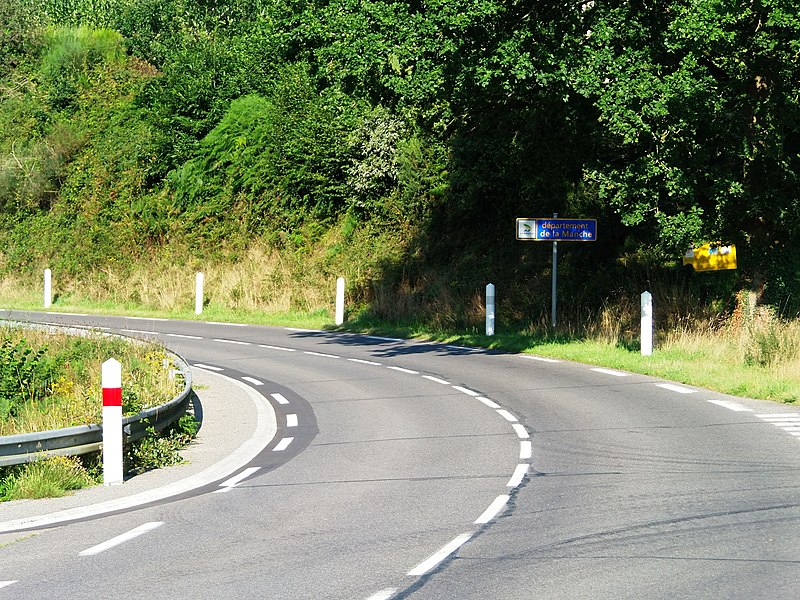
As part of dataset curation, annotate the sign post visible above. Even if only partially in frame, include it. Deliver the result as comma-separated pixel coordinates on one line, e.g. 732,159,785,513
516,216,597,327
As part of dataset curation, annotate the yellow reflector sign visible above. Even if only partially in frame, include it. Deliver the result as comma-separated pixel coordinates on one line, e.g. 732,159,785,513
683,243,737,271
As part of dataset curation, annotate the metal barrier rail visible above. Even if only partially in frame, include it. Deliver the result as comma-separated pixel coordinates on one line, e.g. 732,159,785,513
0,341,193,467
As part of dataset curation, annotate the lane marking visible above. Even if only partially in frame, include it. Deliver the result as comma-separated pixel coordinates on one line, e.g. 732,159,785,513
708,399,753,412
474,495,510,525
193,364,223,372
273,437,294,452
49,312,88,316
348,358,382,366
242,376,264,386
214,467,261,493
507,464,529,488
512,423,529,439
127,316,168,321
304,351,340,359
407,533,473,577
286,414,298,428
286,327,320,332
655,383,696,394
0,582,17,589
757,413,800,419
364,335,402,342
452,385,480,396
422,375,450,385
259,344,296,352
79,522,164,556
271,393,290,405
214,338,251,346
496,409,518,423
520,355,560,363
476,396,500,409
205,322,248,327
121,329,158,335
167,333,203,340
590,367,628,377
519,440,532,460
387,366,419,375
366,589,397,600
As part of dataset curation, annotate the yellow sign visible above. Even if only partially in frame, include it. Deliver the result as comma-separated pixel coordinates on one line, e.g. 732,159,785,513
683,243,737,271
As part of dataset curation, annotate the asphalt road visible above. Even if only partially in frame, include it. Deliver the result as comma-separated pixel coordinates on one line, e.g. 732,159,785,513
1,310,799,599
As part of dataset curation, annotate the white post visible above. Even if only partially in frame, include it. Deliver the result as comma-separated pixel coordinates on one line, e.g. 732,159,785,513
195,272,204,315
102,358,124,486
44,269,52,309
641,291,653,356
335,277,345,326
485,283,495,336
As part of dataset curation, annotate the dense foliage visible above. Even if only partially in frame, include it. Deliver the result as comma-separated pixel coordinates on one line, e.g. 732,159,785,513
0,0,798,324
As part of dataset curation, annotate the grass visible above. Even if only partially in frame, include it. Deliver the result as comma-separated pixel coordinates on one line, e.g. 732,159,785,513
0,455,96,500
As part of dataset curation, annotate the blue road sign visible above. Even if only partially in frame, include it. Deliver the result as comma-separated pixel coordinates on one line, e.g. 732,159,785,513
516,218,597,241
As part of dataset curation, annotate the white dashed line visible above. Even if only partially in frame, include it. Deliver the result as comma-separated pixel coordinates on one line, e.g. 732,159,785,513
214,467,261,493
271,393,290,405
259,344,296,352
0,582,17,589
304,351,340,359
422,375,450,385
757,413,800,419
49,312,88,316
655,383,696,394
520,355,560,363
474,495,510,525
167,333,203,340
214,338,251,346
121,329,158,335
286,414,298,428
452,385,480,396
476,396,500,409
273,437,294,452
591,367,628,377
387,366,419,375
519,440,532,460
366,589,398,600
348,358,382,366
79,522,163,556
708,399,753,412
512,423,530,439
242,377,264,386
286,327,320,332
507,464,529,488
364,335,402,342
193,364,223,372
127,316,168,321
205,322,248,327
407,533,473,577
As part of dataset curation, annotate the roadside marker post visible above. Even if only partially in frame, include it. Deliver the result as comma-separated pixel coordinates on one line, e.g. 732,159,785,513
195,272,204,315
102,358,124,486
486,283,495,336
335,277,345,325
44,269,52,309
641,291,653,356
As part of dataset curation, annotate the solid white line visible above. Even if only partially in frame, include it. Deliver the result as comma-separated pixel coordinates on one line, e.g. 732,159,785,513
512,423,529,439
79,522,164,556
214,338,251,346
242,376,264,386
205,322,248,327
387,366,418,375
167,333,203,340
0,582,17,589
271,393,290,405
407,533,473,577
655,383,696,394
708,399,753,412
474,495,510,525
304,351,340,359
217,467,260,490
286,327,320,332
756,413,800,418
366,589,398,600
520,440,532,460
476,396,500,409
590,367,628,377
496,409,518,422
452,385,480,396
273,437,294,452
286,414,298,427
507,464,529,488
520,355,560,363
348,358,382,366
193,364,223,372
259,344,296,352
422,375,450,385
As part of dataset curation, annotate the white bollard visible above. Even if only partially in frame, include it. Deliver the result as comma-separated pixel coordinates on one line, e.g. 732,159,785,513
335,277,345,326
641,291,653,356
102,358,124,486
485,283,495,336
44,269,52,309
195,272,204,315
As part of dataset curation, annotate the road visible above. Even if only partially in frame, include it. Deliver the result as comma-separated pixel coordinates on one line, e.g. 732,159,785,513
1,311,799,599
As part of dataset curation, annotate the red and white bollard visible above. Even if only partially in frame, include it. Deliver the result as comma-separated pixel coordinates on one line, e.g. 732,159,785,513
102,358,124,485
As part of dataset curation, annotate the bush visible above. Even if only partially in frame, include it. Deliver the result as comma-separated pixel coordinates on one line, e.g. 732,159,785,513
0,455,95,500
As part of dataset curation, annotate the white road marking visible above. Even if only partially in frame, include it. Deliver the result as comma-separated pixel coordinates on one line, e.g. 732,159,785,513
512,423,529,439
79,522,163,556
271,393,290,405
708,399,753,412
193,364,223,372
304,351,340,359
259,344,296,352
452,385,480,396
286,414,298,428
507,464,529,488
348,358,382,366
205,322,248,327
756,413,800,418
242,376,264,386
407,533,473,577
520,355,560,363
496,409,517,422
387,366,418,375
590,367,628,377
366,589,398,600
214,467,261,493
519,440,532,460
121,329,158,335
214,338,251,346
273,437,294,452
0,582,17,589
476,396,500,409
167,333,203,340
364,335,402,342
286,327,320,332
422,375,450,385
474,495,510,525
49,312,88,316
655,383,696,394
127,316,168,321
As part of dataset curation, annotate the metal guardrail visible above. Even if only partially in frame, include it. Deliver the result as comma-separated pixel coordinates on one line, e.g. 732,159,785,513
0,345,193,467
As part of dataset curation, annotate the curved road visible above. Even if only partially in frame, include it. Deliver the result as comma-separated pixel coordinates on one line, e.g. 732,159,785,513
2,311,799,599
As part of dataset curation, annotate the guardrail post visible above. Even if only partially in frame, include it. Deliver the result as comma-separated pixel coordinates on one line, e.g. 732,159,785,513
641,291,653,356
485,283,495,336
335,277,345,325
195,272,204,316
102,358,124,485
44,269,52,309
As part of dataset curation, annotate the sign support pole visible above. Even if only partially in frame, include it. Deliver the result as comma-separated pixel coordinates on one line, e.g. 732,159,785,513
551,214,558,328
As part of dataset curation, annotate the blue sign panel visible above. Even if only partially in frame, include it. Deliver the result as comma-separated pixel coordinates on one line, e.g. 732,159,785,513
533,218,597,241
